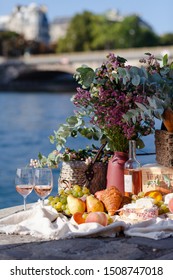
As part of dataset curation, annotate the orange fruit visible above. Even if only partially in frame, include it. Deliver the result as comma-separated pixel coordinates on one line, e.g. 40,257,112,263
144,190,163,202
73,212,86,224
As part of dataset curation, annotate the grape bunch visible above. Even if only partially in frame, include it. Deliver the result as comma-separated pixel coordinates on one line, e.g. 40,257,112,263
48,185,90,216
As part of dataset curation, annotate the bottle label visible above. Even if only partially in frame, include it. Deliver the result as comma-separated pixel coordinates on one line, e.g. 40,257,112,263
124,174,132,192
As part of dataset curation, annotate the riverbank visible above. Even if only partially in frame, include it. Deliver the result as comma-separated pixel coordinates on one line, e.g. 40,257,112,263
0,205,173,260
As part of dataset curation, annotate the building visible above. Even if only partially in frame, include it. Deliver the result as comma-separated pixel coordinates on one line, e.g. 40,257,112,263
0,3,50,45
49,16,71,43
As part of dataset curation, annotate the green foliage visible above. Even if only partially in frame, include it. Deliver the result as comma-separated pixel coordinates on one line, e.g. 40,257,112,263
0,30,26,56
56,12,160,53
75,66,95,88
160,33,173,46
124,54,173,123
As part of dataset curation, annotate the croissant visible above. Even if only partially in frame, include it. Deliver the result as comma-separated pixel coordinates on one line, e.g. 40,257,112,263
95,186,123,215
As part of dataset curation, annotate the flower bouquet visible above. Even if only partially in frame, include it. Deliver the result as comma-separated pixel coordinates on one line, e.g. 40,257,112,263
35,52,170,193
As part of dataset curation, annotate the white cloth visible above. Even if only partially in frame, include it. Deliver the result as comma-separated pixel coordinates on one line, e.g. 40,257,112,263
0,204,126,240
0,204,173,240
124,217,173,240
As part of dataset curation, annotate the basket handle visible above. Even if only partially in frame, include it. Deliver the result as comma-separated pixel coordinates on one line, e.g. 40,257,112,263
85,143,107,182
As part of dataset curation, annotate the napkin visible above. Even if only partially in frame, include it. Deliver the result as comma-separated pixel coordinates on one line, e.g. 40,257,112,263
1,204,173,240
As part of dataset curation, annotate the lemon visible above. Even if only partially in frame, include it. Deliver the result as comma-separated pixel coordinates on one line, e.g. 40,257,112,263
144,190,163,202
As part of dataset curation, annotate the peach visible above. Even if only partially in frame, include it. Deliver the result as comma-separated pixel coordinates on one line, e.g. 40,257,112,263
85,212,108,226
168,198,173,213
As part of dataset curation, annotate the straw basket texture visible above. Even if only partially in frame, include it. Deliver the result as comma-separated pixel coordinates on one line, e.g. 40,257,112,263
155,129,173,167
58,161,107,194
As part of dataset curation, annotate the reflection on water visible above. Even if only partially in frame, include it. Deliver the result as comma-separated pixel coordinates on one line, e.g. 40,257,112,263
0,92,161,209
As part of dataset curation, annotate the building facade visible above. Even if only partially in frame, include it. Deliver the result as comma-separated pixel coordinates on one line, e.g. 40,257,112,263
0,3,50,44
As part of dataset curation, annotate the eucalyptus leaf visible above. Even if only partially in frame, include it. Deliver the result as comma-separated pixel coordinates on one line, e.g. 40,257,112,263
132,74,140,86
76,66,95,88
135,102,148,112
140,66,148,78
66,116,78,126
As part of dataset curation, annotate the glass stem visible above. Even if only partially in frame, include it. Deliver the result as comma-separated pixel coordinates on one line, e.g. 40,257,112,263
42,198,44,207
23,197,26,211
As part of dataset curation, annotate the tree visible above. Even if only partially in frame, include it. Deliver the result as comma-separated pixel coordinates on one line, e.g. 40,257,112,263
112,15,160,48
55,11,170,53
160,33,173,46
0,31,26,57
56,11,97,52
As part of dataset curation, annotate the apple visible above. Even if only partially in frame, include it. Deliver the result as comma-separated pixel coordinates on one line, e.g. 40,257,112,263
85,212,108,226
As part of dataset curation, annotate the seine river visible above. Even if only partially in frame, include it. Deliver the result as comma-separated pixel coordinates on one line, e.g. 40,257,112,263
0,91,160,209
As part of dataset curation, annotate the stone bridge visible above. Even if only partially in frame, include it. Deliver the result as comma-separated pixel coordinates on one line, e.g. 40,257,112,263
16,45,173,71
0,46,173,92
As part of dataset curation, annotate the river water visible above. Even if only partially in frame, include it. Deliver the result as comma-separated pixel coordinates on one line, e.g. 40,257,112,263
0,91,160,209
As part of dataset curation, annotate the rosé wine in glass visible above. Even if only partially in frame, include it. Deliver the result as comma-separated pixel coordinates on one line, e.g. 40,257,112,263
34,168,53,206
15,168,34,211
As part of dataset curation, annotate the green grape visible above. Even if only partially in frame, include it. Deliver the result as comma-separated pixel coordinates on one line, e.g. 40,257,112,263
55,201,63,210
65,189,72,195
155,200,164,207
54,197,60,203
72,190,78,197
131,194,138,201
73,185,82,193
61,204,66,211
64,208,71,216
60,196,67,204
137,191,145,198
59,189,65,195
82,186,90,194
50,200,57,207
48,196,54,202
77,191,83,197
160,204,169,213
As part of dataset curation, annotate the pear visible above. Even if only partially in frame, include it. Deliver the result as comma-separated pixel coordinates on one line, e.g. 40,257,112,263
86,194,104,212
67,194,86,215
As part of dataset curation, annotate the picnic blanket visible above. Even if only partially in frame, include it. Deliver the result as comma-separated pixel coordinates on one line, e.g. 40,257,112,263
0,203,173,240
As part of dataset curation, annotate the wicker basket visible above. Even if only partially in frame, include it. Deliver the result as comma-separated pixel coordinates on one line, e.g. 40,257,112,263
155,129,173,167
58,161,107,194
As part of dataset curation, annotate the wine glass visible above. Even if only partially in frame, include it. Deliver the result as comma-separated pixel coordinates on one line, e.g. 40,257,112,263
34,168,53,206
15,167,34,211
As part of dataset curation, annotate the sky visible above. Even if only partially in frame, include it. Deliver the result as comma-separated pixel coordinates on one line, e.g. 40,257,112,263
0,0,173,35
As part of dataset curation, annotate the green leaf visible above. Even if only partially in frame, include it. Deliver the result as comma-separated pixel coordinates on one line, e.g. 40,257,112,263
49,135,55,144
162,54,168,66
132,74,140,86
135,102,148,112
75,66,95,88
66,116,78,126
